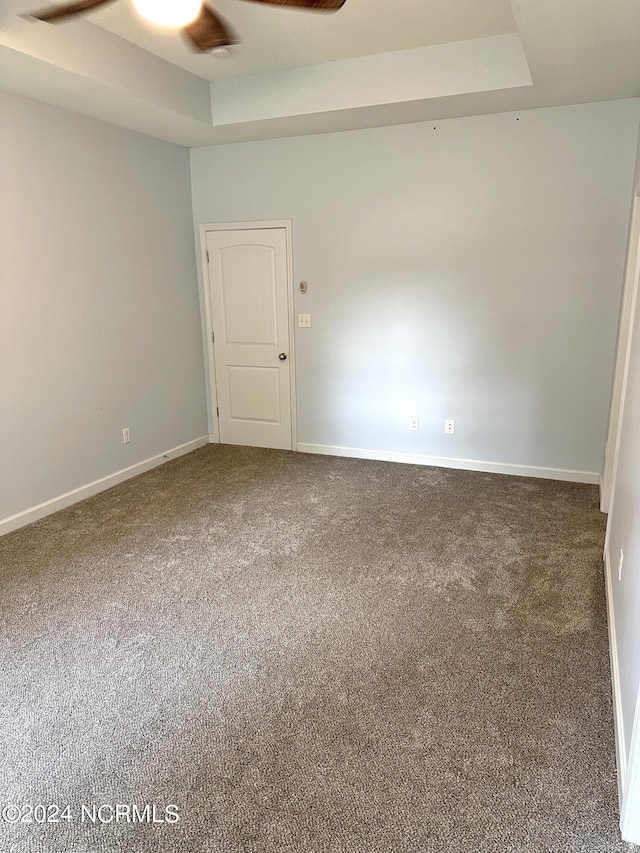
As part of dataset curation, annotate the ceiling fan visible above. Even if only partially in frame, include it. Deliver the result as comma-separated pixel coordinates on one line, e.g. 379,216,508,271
23,0,347,53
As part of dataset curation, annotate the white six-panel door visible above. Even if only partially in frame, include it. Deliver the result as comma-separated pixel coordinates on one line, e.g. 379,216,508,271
205,226,293,450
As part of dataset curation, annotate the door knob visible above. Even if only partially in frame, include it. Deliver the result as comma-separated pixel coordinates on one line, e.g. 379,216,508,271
278,353,288,361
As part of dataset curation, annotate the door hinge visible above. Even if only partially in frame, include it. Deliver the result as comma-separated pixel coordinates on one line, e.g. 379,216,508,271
216,407,219,417
211,331,215,344
206,250,210,263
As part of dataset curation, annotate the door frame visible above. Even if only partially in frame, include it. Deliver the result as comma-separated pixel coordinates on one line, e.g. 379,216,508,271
199,219,297,449
602,188,640,513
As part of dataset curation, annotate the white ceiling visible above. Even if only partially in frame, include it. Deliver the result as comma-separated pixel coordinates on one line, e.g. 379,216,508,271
90,0,518,80
1,0,639,146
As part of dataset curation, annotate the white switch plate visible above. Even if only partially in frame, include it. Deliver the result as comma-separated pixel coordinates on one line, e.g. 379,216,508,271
409,416,419,431
445,419,455,435
298,313,311,328
122,427,131,444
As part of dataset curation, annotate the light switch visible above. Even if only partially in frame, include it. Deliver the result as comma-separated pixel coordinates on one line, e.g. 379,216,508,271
298,314,311,328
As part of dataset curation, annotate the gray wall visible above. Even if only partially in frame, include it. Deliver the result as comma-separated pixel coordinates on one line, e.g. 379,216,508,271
191,100,640,476
0,91,207,522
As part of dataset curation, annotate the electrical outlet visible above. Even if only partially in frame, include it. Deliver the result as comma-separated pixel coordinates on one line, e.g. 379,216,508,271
122,427,131,444
298,313,311,328
445,419,455,435
618,549,624,581
409,416,419,431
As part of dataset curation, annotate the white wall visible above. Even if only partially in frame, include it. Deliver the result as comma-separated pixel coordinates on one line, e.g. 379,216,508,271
605,124,640,844
0,91,208,527
191,100,640,478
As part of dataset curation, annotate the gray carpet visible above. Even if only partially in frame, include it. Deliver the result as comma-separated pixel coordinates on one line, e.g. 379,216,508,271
0,445,633,852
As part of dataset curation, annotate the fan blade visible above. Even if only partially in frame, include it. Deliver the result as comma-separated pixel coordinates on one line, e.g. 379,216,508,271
238,0,346,10
23,0,116,23
182,4,236,52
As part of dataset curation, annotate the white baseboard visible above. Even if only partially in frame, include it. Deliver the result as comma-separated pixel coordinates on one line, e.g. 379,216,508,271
0,435,210,537
297,443,600,484
604,547,627,808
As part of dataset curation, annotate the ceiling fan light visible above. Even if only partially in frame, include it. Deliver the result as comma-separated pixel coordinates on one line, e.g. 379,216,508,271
133,0,201,27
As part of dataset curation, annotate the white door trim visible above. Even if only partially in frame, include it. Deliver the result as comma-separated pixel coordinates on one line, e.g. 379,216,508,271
602,191,640,514
621,685,640,843
199,219,297,449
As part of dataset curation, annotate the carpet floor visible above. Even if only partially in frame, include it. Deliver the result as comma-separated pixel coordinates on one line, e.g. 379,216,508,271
0,445,633,852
